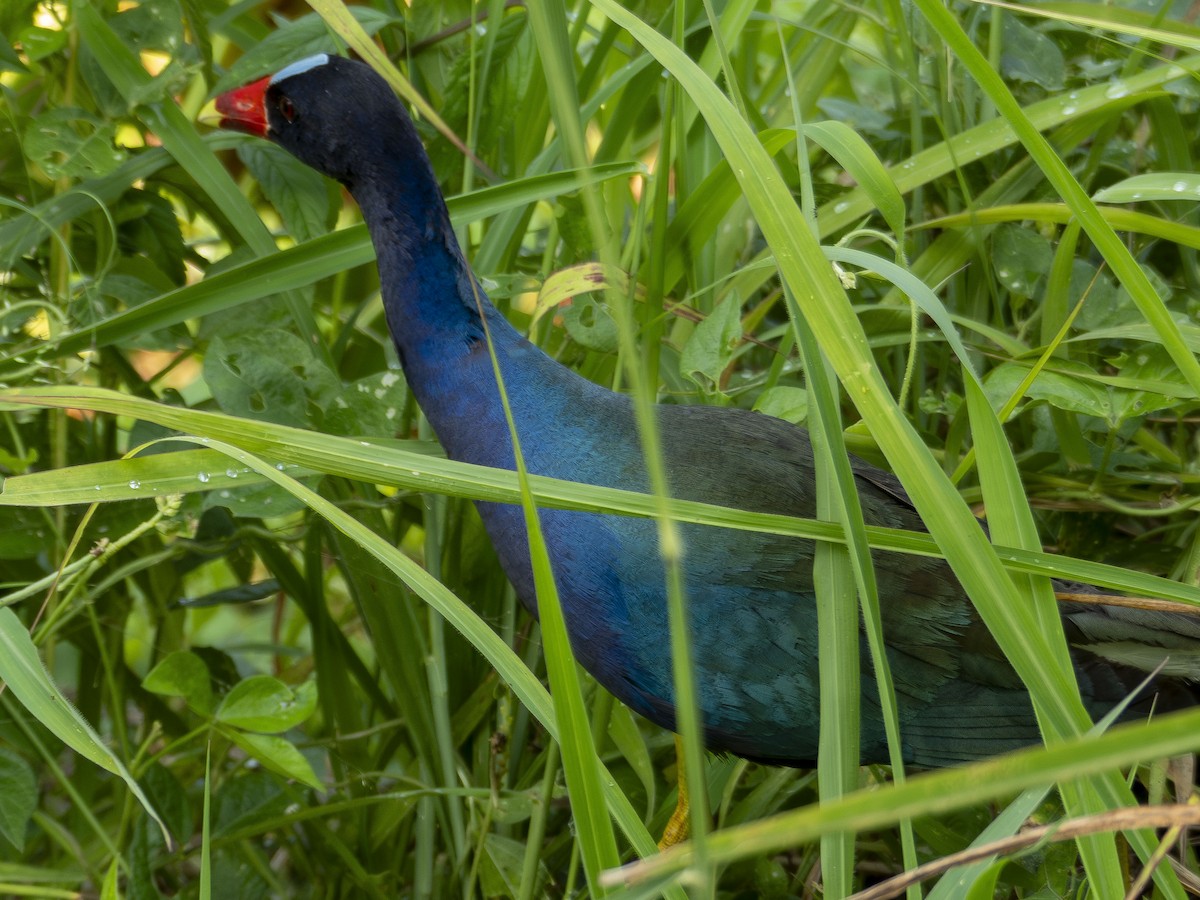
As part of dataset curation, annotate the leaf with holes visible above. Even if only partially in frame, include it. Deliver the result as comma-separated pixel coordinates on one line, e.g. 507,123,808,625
24,108,125,179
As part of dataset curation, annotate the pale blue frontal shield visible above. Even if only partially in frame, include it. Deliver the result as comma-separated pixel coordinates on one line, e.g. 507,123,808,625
271,54,331,85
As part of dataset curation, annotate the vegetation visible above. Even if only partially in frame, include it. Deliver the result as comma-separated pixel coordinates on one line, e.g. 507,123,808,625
3,0,1200,896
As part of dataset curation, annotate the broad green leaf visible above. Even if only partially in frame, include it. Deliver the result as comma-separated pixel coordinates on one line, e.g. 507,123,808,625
481,832,545,898
238,143,334,242
752,386,808,424
216,677,317,734
0,748,36,851
562,294,619,353
144,651,214,716
24,108,125,179
993,224,1053,299
205,332,314,428
1001,13,1065,90
678,294,742,391
224,731,322,790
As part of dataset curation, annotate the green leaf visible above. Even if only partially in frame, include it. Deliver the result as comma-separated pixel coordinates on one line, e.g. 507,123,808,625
993,224,1053,299
238,143,334,243
204,332,316,428
1001,14,1065,90
606,702,655,810
0,608,169,842
481,832,543,898
752,386,808,425
143,650,214,715
0,747,36,851
24,108,125,179
15,24,66,62
679,295,742,391
224,731,322,790
0,508,52,559
325,369,409,437
562,294,619,353
216,677,317,733
211,770,289,836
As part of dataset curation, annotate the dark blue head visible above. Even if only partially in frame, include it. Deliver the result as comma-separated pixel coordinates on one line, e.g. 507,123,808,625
217,54,433,198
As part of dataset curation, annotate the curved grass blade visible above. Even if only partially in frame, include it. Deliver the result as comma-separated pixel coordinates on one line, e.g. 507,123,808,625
2,387,1199,608
0,609,170,844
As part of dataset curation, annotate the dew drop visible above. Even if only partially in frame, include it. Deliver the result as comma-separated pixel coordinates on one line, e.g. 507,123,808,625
197,472,210,483
225,468,239,479
128,480,141,489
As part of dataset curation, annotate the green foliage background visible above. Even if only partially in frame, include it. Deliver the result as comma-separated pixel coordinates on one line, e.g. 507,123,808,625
4,0,1200,897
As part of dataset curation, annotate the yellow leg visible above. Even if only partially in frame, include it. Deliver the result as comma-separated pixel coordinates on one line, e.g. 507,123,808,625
658,734,692,850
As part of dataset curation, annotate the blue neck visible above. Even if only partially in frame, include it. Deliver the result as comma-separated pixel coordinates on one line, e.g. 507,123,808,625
348,159,530,469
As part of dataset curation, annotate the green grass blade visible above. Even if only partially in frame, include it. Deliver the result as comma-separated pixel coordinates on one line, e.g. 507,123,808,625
0,608,170,844
803,121,906,241
3,387,1200,608
604,705,1200,887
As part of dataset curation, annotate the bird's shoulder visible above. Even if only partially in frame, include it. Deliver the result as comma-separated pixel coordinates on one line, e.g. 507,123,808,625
653,403,922,529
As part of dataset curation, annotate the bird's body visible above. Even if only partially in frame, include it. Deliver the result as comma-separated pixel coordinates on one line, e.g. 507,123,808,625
217,55,1200,768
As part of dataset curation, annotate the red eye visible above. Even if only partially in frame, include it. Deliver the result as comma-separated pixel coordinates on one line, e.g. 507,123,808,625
278,97,296,122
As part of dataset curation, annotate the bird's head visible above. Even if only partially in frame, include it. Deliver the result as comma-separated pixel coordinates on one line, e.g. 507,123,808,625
216,54,419,189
